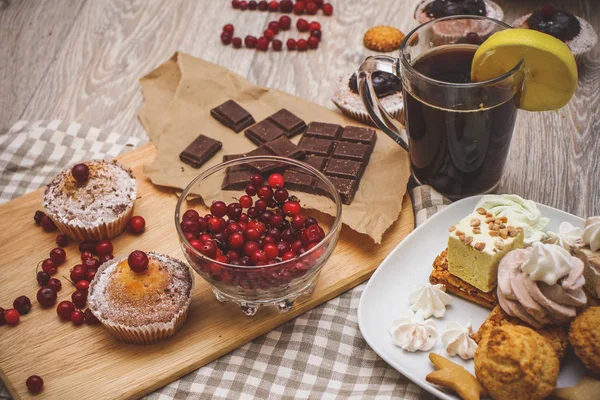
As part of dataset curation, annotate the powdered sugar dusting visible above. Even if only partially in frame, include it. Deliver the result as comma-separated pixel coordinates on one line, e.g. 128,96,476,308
43,160,136,228
88,252,193,327
332,75,402,117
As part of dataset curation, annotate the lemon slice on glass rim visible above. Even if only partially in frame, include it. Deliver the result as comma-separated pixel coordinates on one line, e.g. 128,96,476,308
471,29,578,112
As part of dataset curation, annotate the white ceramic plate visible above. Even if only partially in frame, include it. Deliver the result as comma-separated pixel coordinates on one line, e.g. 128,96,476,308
358,195,588,400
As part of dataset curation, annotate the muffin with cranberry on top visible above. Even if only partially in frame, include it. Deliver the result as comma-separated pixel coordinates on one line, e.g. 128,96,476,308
513,5,598,62
42,160,137,241
88,251,194,344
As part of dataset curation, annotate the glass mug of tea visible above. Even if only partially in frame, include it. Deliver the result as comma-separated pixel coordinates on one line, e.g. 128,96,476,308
358,16,523,199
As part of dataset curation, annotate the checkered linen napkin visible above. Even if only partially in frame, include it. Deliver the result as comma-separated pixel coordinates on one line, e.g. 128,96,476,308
0,120,448,400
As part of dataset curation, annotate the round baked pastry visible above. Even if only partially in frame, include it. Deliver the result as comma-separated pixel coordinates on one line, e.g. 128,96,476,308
512,6,598,62
88,252,194,344
43,160,137,241
569,306,600,374
332,72,403,126
474,325,559,400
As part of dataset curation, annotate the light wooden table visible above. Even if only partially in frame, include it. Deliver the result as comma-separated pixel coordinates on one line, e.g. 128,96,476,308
1,0,598,216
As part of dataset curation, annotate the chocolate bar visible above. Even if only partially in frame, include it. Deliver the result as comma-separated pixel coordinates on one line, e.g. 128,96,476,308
179,135,222,168
268,109,307,138
210,100,255,133
244,119,285,145
295,124,377,204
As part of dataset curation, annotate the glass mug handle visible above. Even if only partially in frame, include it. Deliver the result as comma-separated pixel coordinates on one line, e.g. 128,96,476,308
358,55,409,152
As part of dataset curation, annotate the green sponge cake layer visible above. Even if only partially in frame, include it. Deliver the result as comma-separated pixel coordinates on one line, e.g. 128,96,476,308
447,207,524,293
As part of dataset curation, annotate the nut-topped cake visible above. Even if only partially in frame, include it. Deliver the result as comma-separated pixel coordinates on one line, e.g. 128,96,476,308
447,207,525,293
42,160,137,241
88,251,194,344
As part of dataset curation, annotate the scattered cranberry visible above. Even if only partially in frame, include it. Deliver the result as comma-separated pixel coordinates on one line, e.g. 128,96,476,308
127,215,146,233
128,250,149,273
71,310,85,326
72,290,87,309
79,240,98,254
297,39,308,51
99,253,114,264
37,287,57,308
279,0,293,13
245,35,257,48
76,280,90,292
37,271,50,286
283,200,302,216
86,269,97,282
229,233,245,249
248,0,257,10
95,240,113,256
50,247,66,264
55,234,69,247
279,15,292,30
84,309,99,325
239,195,253,209
34,210,46,225
71,163,89,183
239,1,248,10
80,251,93,262
258,0,268,10
70,265,87,282
232,37,243,48
41,258,57,275
13,296,32,315
322,2,333,15
268,1,278,11
183,209,199,221
40,216,57,232
250,174,264,186
221,32,232,45
227,203,243,219
314,0,324,6
264,29,276,41
308,36,319,49
4,308,19,325
223,24,235,34
309,21,321,31
267,173,283,189
57,301,74,320
306,2,318,14
293,1,305,14
257,36,269,51
282,251,296,261
297,18,310,32
268,21,280,33
465,32,480,45
310,29,322,41
286,38,297,50
232,0,241,8
26,375,44,394
272,39,283,50
47,278,62,292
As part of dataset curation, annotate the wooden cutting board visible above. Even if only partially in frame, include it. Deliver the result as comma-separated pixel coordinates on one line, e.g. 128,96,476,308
0,143,413,400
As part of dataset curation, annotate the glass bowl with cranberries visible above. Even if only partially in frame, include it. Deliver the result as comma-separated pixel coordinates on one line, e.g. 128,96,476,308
175,156,343,316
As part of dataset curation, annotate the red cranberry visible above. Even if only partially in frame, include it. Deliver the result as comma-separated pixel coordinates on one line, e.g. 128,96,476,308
283,200,302,216
37,287,57,307
308,36,319,49
314,0,324,6
310,29,321,40
189,239,203,252
269,214,284,228
199,233,213,242
84,309,99,325
40,215,57,232
268,21,280,33
128,216,146,233
13,296,32,315
297,18,310,32
541,4,554,18
243,241,259,257
274,188,289,202
181,218,201,234
291,215,306,229
4,308,19,325
291,240,303,252
282,228,297,242
247,207,259,219
55,234,69,247
301,224,325,245
293,1,305,14
227,203,243,219
322,2,333,15
251,250,267,264
252,221,267,234
71,163,89,183
79,240,98,254
282,251,296,261
239,195,253,209
255,200,267,212
239,221,248,230
268,1,278,11
183,210,200,221
223,24,235,34
226,250,240,261
267,173,284,188
245,227,260,242
34,210,46,225
72,290,87,309
239,1,248,10
297,39,308,50
264,29,276,41
221,32,232,45
257,36,269,51
277,241,291,255
263,243,279,259
306,2,318,14
99,253,114,263
278,17,291,32
245,184,257,196
465,32,480,44
232,0,241,8
41,258,57,275
258,186,273,200
198,241,218,259
26,375,44,394
210,201,227,218
216,255,229,263
83,258,100,270
81,251,93,261
86,269,97,282
128,250,149,273
258,0,268,10
57,301,75,320
48,248,65,265
245,35,258,48
228,233,245,249
248,0,257,9
76,280,90,292
232,37,243,48
280,0,293,13
47,278,62,292
309,21,321,31
250,174,264,186
208,217,224,233
227,222,243,234
305,216,318,226
71,310,85,326
0,308,4,326
37,271,50,286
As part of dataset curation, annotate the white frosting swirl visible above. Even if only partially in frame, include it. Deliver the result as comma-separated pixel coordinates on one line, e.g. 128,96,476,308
441,322,477,360
521,242,573,285
475,194,549,245
408,283,452,318
390,310,437,352
544,221,583,251
583,216,600,252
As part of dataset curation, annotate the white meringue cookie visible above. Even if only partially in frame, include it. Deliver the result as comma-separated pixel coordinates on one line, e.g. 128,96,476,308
408,283,452,318
390,310,438,352
441,322,478,360
544,221,583,251
583,216,600,252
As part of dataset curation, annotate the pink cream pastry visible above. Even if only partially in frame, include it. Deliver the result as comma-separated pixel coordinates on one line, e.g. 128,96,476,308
497,242,587,329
